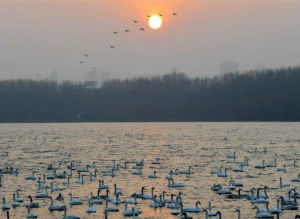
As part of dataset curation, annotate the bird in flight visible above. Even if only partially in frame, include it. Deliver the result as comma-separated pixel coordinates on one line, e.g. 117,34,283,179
113,32,118,34
139,27,145,31
124,29,130,32
79,61,85,64
159,13,163,17
133,20,138,23
109,45,115,49
84,54,88,57
173,12,177,16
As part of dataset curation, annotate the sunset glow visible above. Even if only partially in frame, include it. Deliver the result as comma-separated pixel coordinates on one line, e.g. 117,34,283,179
149,15,162,29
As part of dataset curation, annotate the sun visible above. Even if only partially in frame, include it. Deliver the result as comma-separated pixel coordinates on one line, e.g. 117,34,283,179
149,15,162,30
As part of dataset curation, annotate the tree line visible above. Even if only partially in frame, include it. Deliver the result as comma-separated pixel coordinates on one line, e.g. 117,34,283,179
0,66,300,122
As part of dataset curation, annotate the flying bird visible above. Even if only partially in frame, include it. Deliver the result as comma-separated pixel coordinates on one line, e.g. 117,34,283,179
84,54,88,57
139,27,145,31
124,29,130,32
133,20,138,23
113,32,118,34
159,13,163,17
79,61,84,64
173,12,177,16
109,45,115,49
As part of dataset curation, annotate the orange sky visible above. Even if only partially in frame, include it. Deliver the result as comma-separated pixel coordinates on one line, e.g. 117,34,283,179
0,0,300,81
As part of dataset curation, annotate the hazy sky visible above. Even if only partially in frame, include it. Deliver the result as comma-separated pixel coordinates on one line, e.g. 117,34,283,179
1,0,300,81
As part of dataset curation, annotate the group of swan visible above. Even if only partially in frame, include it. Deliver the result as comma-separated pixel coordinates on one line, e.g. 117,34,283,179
1,141,300,219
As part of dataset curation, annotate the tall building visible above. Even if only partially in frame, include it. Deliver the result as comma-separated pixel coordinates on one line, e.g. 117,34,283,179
220,61,239,74
99,70,111,85
49,70,58,82
84,67,99,88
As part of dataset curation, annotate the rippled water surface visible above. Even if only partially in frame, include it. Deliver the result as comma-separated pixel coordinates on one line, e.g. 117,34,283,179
0,122,300,218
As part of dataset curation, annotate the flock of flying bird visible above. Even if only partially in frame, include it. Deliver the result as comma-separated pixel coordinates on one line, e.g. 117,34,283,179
1,140,300,219
78,12,178,64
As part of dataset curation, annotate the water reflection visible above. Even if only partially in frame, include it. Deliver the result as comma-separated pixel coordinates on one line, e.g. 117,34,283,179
0,122,299,218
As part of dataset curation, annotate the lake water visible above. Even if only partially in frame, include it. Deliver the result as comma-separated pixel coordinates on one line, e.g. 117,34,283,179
0,122,300,218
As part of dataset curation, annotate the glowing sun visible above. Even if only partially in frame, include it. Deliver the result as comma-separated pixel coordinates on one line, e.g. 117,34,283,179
149,15,162,29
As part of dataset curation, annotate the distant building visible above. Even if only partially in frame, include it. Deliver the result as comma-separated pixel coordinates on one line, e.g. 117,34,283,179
84,67,99,88
49,70,58,82
84,80,98,88
99,70,111,86
220,61,239,74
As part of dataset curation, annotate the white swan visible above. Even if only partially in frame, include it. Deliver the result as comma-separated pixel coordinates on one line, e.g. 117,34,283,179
210,166,223,175
168,178,184,187
104,198,119,212
227,151,236,159
126,197,138,205
103,169,115,177
25,171,36,180
89,172,95,181
123,202,141,216
233,164,244,172
96,180,107,189
132,169,142,175
47,170,57,179
236,157,249,166
203,209,220,219
2,197,10,210
106,160,116,169
270,198,281,214
26,207,38,218
207,201,217,216
48,196,66,211
12,193,20,208
180,166,192,174
78,165,89,173
114,184,123,196
287,160,297,167
151,158,160,164
148,171,158,178
132,207,143,219
76,174,84,184
254,205,273,218
279,177,290,188
51,182,63,192
255,160,266,169
291,173,300,182
217,188,231,195
69,193,82,206
36,188,49,198
63,177,71,185
89,192,102,205
86,201,96,213
166,171,173,179
109,193,121,205
28,196,39,208
15,189,24,202
63,207,80,219
277,165,287,172
143,187,155,199
183,200,201,213
217,168,227,177
266,159,277,167
87,161,96,168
